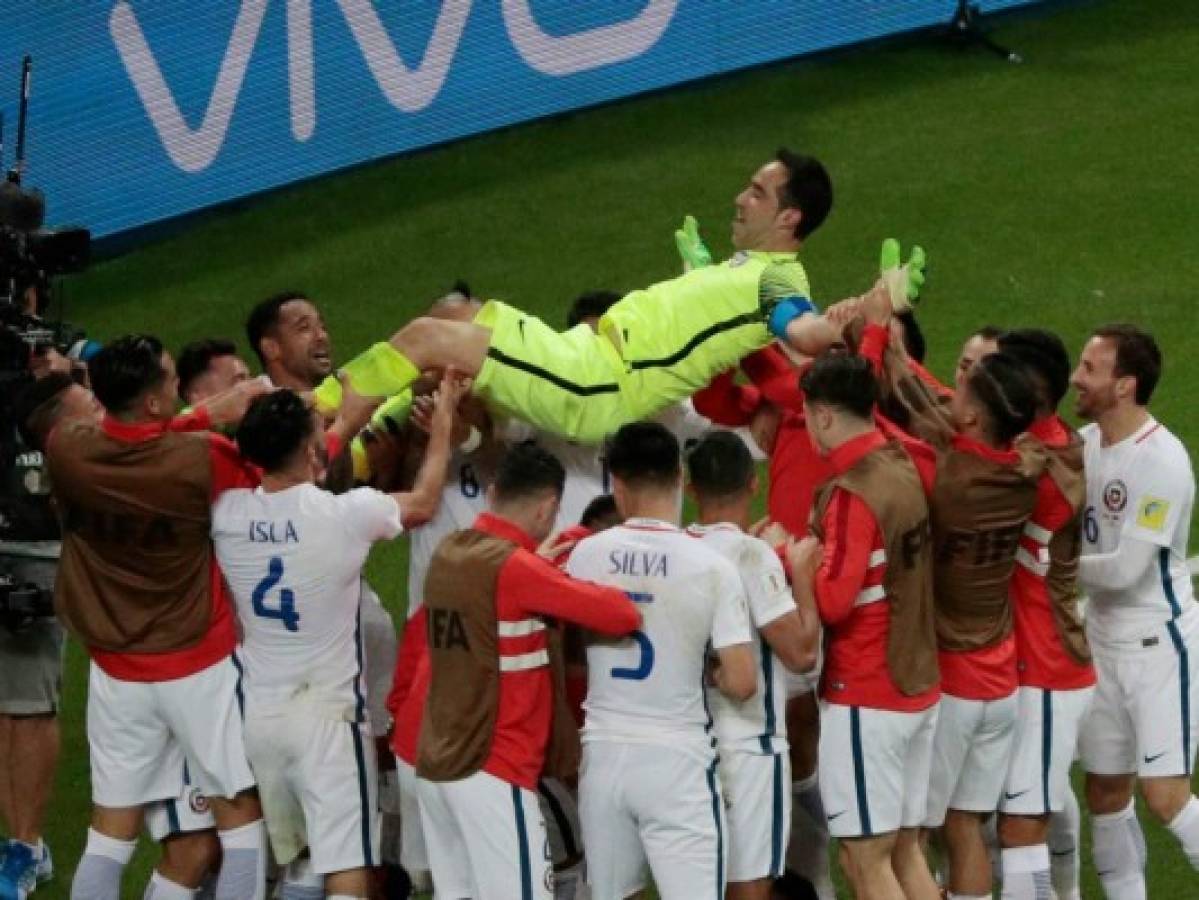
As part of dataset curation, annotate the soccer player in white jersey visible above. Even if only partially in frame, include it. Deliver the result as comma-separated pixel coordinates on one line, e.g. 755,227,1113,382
1071,325,1199,898
211,375,464,900
684,430,820,899
566,422,757,900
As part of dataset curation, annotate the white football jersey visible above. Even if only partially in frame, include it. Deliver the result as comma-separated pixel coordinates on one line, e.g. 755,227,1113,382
566,518,753,761
405,448,493,619
503,399,728,530
212,484,402,716
686,523,796,753
1079,417,1197,642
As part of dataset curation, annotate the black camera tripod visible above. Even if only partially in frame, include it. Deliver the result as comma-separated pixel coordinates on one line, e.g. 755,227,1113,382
947,0,1022,64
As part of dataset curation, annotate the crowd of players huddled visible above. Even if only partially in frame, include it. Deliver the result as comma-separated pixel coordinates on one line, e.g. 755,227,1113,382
6,152,1199,900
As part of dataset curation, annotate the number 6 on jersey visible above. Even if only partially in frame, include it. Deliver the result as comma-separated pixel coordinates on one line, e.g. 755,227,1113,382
252,556,301,632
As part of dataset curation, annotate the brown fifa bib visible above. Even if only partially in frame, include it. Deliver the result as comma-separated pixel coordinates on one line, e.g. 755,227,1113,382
812,440,938,696
48,420,215,653
1021,430,1091,666
842,318,955,448
417,529,580,782
931,442,1043,651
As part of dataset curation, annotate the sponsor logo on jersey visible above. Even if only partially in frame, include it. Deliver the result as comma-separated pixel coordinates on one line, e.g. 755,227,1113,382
1103,479,1128,513
1135,496,1170,533
188,788,210,814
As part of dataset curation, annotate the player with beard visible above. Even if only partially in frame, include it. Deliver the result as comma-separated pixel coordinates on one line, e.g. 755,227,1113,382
1072,325,1199,900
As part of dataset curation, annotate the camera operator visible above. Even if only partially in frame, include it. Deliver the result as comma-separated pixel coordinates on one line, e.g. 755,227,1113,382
0,371,97,897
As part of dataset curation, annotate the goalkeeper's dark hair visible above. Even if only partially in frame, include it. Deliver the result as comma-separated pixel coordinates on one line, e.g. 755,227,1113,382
89,334,167,415
964,353,1037,445
997,328,1071,413
687,429,755,501
494,442,566,504
236,389,316,472
606,422,681,489
566,290,622,328
245,290,308,366
800,353,877,421
775,149,833,240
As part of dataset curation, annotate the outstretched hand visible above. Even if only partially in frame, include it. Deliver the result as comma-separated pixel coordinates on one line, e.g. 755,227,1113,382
427,369,473,443
785,535,822,584
203,376,273,428
879,238,926,312
674,215,713,272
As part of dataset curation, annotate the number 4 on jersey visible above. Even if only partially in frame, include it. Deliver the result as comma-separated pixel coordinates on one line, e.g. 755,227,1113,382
253,556,301,632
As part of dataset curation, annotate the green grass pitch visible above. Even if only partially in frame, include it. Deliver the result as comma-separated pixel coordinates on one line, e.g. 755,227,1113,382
29,0,1199,895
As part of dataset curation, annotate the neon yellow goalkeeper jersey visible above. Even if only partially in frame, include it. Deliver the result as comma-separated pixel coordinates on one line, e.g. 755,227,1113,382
599,250,811,419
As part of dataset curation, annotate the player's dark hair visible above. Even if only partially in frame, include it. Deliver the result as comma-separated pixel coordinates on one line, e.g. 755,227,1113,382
15,373,75,451
236,390,316,472
566,290,622,329
176,337,239,402
580,494,620,529
89,335,167,416
800,353,876,420
997,328,1070,413
606,422,681,489
973,325,1004,342
687,429,754,500
245,290,308,366
1091,323,1162,406
494,442,566,504
895,310,927,363
964,353,1037,445
775,148,833,240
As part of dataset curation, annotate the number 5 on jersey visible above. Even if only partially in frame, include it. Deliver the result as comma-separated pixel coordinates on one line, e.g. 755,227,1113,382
253,556,301,632
611,592,654,680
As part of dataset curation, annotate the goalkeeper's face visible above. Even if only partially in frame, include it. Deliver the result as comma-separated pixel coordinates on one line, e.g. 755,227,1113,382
732,161,799,251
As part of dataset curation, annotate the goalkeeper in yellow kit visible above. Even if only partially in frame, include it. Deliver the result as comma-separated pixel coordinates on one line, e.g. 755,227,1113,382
321,150,919,444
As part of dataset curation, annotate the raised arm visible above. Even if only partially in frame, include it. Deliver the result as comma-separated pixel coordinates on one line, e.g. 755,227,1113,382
390,372,470,528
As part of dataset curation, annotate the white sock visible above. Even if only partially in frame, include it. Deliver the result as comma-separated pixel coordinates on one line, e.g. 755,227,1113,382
1166,796,1199,870
789,773,834,900
143,871,197,899
1048,790,1082,900
1091,801,1146,900
1000,844,1051,900
70,829,136,900
216,820,267,900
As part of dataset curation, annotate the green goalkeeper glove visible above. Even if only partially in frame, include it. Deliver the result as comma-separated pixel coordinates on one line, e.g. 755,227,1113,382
674,215,713,272
879,238,926,312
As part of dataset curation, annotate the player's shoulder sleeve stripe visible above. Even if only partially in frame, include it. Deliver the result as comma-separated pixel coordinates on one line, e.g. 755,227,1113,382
758,260,813,309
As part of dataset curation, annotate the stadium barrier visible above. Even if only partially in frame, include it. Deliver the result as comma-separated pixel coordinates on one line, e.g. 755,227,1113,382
1,0,1042,238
